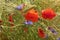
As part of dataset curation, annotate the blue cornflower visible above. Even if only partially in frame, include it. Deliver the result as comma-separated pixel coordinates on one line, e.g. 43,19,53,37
48,27,58,35
16,4,24,10
51,29,58,35
24,21,33,25
57,37,60,40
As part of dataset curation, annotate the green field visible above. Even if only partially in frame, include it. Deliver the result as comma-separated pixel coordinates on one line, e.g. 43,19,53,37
0,0,60,40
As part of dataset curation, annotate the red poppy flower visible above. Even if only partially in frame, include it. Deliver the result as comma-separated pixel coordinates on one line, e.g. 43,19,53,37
9,15,14,22
42,8,56,20
38,28,46,38
24,9,39,22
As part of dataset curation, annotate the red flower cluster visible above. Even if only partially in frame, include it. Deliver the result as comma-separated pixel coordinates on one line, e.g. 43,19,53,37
42,8,56,20
38,28,46,38
24,9,39,22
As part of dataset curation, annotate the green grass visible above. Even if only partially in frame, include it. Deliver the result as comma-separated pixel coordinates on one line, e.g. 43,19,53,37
0,0,60,40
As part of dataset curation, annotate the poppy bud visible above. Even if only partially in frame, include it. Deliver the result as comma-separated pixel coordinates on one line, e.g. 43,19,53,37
38,28,46,38
9,15,14,23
